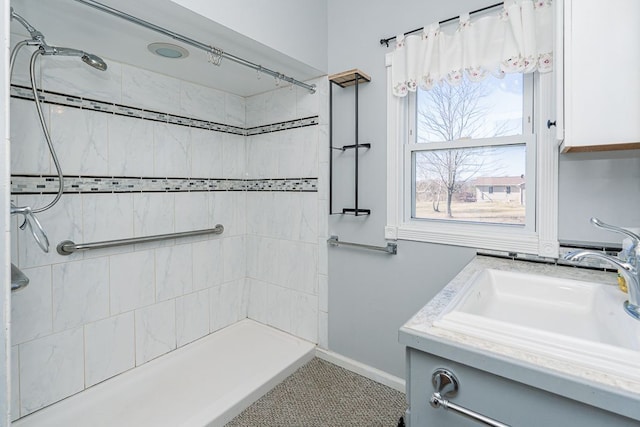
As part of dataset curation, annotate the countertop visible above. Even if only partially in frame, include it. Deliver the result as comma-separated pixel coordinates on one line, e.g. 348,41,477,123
399,255,640,421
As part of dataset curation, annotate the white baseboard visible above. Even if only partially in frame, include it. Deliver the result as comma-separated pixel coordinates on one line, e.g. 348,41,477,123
315,348,406,393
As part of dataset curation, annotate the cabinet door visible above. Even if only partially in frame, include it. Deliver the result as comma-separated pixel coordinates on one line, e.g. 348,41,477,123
561,0,640,152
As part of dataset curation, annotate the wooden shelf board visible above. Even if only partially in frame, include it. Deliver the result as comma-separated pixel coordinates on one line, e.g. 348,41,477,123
329,69,371,88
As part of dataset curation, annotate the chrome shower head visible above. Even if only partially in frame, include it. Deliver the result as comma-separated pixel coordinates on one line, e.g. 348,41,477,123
81,52,108,71
47,46,108,71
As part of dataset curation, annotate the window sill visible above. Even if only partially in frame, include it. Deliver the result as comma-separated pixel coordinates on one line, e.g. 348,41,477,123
385,223,544,255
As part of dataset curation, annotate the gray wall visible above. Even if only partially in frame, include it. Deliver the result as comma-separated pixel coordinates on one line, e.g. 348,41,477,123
325,0,489,379
326,0,640,379
559,150,640,246
328,242,474,379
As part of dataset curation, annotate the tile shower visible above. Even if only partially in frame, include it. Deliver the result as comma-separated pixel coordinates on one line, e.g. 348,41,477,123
9,51,328,420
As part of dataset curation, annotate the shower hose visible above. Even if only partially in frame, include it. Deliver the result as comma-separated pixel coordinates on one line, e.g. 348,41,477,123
9,41,65,253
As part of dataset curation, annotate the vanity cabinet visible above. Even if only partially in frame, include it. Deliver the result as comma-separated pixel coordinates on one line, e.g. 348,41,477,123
403,347,639,427
558,0,640,152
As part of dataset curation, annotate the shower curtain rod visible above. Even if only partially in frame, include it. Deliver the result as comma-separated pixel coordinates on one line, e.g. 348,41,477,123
379,2,503,47
74,0,316,93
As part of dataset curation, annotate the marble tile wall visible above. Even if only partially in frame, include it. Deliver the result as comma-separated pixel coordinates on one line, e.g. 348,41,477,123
9,45,328,420
9,54,249,419
245,79,329,346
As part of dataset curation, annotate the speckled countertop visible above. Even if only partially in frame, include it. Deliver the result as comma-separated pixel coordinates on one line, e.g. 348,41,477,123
400,255,640,397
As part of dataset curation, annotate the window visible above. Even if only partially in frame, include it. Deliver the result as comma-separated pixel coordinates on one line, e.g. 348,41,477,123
385,53,558,257
409,73,534,228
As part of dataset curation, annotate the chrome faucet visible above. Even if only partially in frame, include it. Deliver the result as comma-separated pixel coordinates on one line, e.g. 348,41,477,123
565,218,640,320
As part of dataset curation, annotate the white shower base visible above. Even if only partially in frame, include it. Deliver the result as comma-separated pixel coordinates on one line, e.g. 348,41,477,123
13,319,315,427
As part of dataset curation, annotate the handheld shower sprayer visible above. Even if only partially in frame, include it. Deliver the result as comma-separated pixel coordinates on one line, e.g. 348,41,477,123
82,53,109,71
45,46,108,71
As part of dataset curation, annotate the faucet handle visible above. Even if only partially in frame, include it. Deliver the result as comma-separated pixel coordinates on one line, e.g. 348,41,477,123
10,203,49,253
591,217,640,247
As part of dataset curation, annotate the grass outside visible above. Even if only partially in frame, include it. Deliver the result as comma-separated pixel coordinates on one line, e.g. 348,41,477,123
415,200,525,224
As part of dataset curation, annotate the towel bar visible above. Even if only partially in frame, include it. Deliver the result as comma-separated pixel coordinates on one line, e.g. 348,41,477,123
327,235,397,255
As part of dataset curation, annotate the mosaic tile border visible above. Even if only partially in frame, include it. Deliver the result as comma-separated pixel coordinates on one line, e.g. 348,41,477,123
10,84,319,136
11,175,317,194
245,116,319,136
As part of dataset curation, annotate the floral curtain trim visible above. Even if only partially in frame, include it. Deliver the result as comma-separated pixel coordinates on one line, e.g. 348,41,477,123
391,0,553,97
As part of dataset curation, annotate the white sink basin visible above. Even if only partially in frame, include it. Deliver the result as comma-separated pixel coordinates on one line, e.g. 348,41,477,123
434,269,640,380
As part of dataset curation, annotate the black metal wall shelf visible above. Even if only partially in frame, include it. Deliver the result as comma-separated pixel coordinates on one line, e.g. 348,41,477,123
339,143,371,151
329,69,371,216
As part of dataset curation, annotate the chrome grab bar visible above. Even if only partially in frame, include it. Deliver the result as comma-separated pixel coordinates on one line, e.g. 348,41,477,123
57,225,224,255
327,235,397,254
430,369,510,427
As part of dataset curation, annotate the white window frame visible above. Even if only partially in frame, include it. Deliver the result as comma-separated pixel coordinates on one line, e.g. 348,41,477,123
385,52,559,257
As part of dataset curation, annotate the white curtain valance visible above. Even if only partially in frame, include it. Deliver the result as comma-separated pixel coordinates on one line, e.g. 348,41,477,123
391,0,553,97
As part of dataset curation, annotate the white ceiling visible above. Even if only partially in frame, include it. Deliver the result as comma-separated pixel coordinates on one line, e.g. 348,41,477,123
9,0,324,97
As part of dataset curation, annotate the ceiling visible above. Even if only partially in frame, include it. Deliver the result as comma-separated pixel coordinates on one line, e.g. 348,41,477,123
9,0,324,97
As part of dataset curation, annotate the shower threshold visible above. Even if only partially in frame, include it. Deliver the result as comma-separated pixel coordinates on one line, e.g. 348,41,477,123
13,319,316,427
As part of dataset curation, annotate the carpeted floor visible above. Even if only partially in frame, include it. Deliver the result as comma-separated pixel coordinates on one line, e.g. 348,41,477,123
226,358,407,427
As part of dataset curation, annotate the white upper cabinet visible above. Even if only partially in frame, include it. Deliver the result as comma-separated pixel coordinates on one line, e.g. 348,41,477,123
558,0,640,152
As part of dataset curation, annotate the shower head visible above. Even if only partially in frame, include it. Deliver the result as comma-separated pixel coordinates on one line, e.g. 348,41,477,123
82,53,108,71
47,46,108,71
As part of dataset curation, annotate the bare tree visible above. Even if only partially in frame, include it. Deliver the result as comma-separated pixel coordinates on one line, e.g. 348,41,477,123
418,78,492,142
416,149,486,217
416,77,512,217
